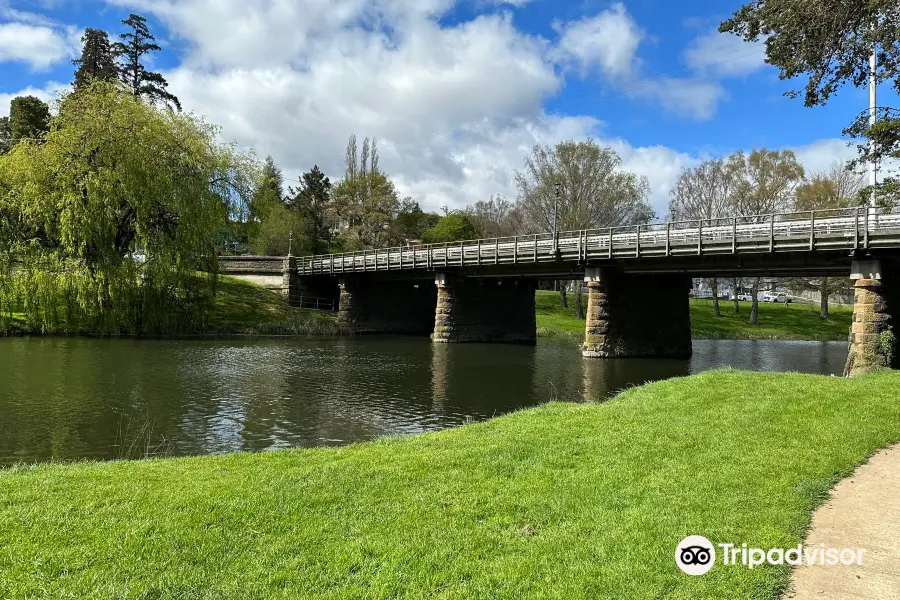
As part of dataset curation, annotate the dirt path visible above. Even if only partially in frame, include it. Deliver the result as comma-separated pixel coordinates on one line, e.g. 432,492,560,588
785,444,900,599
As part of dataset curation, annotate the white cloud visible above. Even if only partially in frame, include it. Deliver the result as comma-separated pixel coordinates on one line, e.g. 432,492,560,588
553,3,642,78
639,77,727,121
0,81,68,116
684,29,766,77
0,22,79,70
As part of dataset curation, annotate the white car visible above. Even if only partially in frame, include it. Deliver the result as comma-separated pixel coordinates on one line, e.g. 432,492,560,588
762,292,792,303
732,292,754,302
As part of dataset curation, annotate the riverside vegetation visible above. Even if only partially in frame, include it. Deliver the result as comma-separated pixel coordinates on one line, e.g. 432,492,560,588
1,370,898,599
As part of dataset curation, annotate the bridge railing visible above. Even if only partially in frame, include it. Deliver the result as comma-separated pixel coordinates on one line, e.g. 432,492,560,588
296,206,900,275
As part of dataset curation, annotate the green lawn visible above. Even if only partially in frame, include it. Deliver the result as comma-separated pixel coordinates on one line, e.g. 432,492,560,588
1,370,898,599
536,290,853,341
206,276,338,336
1,276,339,337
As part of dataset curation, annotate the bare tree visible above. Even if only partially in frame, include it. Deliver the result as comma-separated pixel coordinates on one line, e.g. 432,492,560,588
668,158,737,316
729,149,806,325
468,194,522,238
515,139,654,317
791,160,865,319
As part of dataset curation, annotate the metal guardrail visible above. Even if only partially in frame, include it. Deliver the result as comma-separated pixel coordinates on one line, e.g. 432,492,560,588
297,207,900,275
296,295,337,312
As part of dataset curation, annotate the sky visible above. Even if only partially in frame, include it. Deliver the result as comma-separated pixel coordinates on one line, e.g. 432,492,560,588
1,0,896,217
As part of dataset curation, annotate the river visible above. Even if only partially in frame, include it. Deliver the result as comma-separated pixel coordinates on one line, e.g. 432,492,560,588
0,337,848,465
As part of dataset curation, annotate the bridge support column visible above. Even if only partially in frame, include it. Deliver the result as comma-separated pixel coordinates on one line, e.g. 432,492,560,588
582,268,692,359
433,274,536,344
282,256,299,306
845,260,898,376
337,277,436,336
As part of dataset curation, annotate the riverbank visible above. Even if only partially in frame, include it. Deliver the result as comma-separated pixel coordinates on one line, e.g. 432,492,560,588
2,370,898,599
0,276,340,337
535,290,853,341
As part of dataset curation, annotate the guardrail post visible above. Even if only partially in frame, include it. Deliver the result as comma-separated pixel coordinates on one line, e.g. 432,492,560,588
477,240,481,266
608,228,613,259
697,220,702,255
809,211,815,251
665,222,670,256
330,254,334,275
854,208,860,250
533,236,537,262
732,218,737,254
514,236,519,264
460,241,464,266
495,239,499,265
636,224,641,258
769,214,775,253
864,206,870,249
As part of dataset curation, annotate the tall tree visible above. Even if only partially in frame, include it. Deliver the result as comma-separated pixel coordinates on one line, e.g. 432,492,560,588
468,194,522,238
4,96,51,149
668,158,738,316
332,135,401,250
0,81,251,333
248,156,287,254
420,212,479,244
113,14,181,110
721,0,900,205
0,117,9,154
290,165,333,255
792,161,865,319
73,28,117,90
392,198,439,244
515,139,653,317
730,149,806,325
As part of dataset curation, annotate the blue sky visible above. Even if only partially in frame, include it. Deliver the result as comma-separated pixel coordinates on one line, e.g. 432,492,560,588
0,0,894,214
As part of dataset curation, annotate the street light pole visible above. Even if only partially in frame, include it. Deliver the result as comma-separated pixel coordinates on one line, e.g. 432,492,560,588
288,231,294,257
869,45,878,209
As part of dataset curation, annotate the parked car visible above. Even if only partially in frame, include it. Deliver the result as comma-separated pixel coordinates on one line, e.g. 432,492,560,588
761,292,792,303
732,293,754,302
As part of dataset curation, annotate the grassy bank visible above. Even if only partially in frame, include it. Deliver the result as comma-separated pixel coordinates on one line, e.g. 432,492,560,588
535,290,853,341
1,370,898,599
1,276,339,337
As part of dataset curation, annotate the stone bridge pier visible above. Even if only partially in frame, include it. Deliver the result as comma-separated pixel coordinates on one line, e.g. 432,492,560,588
337,277,437,336
582,267,692,359
846,259,898,376
433,274,537,344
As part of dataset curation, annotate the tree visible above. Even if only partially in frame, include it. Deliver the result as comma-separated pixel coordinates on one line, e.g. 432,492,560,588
792,161,865,319
290,165,333,255
113,14,181,111
0,81,251,334
721,0,900,205
468,194,522,238
730,149,806,325
0,117,9,154
420,212,479,244
73,28,117,90
668,158,738,317
515,139,654,318
6,96,51,148
392,198,439,244
332,135,401,250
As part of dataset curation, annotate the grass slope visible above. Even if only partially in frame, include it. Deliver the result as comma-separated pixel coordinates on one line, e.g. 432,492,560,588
1,276,339,337
1,370,898,599
536,290,853,341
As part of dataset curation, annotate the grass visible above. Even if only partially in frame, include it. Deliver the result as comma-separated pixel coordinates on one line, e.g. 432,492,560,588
535,290,853,341
1,370,898,599
205,276,338,336
0,276,339,337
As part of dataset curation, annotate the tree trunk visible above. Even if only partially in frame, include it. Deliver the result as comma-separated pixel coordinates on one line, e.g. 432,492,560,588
711,277,721,317
732,277,740,313
749,277,760,325
820,278,830,320
559,283,568,309
575,280,584,320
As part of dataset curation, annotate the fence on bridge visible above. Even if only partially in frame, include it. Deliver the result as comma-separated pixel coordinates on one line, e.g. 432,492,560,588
296,207,900,276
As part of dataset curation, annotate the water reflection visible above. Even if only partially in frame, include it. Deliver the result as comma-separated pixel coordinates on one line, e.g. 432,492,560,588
0,337,848,465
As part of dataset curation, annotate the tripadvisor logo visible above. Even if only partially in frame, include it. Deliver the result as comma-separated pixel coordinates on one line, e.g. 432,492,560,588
675,535,866,576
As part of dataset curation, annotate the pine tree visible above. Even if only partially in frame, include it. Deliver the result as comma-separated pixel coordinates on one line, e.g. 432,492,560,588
291,165,333,255
112,14,181,111
73,28,117,90
6,96,51,145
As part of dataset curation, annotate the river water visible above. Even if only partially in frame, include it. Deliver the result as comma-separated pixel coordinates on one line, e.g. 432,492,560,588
0,337,848,465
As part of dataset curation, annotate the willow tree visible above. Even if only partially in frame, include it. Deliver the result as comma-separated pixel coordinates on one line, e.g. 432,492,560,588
0,82,253,334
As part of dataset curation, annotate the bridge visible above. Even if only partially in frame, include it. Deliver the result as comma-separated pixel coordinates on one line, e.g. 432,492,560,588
220,207,900,376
